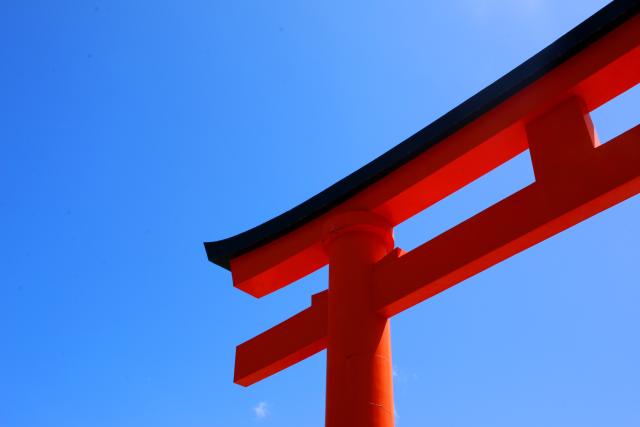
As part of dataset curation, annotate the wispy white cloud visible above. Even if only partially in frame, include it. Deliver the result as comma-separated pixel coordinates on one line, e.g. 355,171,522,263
253,401,268,420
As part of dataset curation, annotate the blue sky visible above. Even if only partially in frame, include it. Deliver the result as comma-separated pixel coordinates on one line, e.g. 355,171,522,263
1,1,639,426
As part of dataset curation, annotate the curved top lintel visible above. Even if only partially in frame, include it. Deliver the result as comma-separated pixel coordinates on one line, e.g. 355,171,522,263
205,0,639,273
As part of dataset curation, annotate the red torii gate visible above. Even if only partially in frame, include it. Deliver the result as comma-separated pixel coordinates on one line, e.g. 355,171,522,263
205,2,639,426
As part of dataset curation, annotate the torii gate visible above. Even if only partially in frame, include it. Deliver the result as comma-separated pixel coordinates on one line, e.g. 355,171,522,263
205,2,639,426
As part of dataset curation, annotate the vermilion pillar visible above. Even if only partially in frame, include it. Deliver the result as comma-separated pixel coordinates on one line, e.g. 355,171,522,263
323,212,395,427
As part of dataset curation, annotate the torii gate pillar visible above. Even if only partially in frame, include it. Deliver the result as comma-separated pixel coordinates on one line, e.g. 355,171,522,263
323,212,395,427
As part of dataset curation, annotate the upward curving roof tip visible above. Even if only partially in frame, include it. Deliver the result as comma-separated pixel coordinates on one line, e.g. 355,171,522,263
205,0,640,271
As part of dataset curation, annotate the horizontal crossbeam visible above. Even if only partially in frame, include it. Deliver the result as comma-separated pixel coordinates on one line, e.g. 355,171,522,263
373,123,639,317
234,291,328,386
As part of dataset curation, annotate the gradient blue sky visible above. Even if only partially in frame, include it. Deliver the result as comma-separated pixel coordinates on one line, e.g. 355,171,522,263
1,1,639,426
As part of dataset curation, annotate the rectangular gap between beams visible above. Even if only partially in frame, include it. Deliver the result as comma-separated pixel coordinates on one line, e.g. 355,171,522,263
590,83,640,144
394,150,535,252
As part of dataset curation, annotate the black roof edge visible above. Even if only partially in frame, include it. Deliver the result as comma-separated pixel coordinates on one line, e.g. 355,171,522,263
205,0,640,271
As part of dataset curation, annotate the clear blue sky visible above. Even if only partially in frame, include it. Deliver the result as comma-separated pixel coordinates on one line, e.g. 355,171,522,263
1,1,639,426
